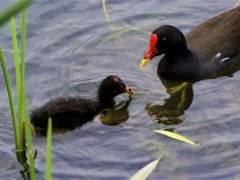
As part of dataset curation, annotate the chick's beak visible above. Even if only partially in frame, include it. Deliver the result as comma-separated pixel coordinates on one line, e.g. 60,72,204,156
124,85,133,94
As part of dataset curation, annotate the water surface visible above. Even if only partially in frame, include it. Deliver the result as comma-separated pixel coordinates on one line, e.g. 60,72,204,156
0,0,240,179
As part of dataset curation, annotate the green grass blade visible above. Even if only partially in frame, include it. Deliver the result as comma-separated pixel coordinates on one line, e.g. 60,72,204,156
0,48,20,149
153,130,199,146
21,9,27,87
1,2,36,178
45,117,52,180
11,17,24,149
25,117,36,180
21,8,26,79
24,83,36,178
20,7,27,142
20,8,36,178
0,0,33,27
130,155,164,180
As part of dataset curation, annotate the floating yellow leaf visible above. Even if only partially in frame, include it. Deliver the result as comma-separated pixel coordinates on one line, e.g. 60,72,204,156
130,155,164,180
153,130,199,146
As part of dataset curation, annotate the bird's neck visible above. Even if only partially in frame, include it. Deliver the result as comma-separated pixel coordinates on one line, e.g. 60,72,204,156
165,48,192,62
158,49,200,81
98,95,115,109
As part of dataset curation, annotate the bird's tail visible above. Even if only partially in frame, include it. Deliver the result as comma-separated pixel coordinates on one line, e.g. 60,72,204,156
233,0,240,8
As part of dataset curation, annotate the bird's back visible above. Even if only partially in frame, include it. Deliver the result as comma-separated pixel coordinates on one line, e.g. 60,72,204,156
186,7,240,78
30,96,101,129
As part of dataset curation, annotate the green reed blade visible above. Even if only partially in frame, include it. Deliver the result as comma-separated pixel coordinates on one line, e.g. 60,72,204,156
1,2,37,178
21,8,27,81
11,17,24,149
20,8,27,141
25,115,36,180
24,87,36,179
0,48,20,149
0,0,33,27
45,117,52,180
20,8,36,178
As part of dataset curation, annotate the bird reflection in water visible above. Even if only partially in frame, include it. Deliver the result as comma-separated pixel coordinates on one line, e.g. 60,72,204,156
99,98,132,126
145,76,193,125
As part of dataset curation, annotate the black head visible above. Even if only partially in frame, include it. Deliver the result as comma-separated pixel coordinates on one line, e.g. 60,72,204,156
153,25,187,53
98,76,132,107
141,25,188,67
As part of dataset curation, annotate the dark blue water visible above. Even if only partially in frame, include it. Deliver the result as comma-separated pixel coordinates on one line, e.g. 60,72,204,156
0,0,240,179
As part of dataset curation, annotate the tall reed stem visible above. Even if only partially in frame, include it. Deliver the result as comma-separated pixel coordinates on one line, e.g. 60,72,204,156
0,49,20,149
11,17,24,150
45,118,52,180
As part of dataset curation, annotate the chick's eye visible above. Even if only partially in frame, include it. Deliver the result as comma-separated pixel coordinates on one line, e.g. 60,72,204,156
118,81,125,89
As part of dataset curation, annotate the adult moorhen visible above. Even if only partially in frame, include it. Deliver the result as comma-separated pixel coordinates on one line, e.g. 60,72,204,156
141,2,240,81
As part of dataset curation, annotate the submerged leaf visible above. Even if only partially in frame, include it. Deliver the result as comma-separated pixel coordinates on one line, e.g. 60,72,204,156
102,0,113,29
153,130,198,146
97,28,145,47
130,155,164,180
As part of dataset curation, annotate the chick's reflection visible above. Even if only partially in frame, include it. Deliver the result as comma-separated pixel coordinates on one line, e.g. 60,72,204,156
99,99,132,125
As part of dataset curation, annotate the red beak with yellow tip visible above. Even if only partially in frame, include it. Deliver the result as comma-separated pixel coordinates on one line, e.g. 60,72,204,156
141,34,158,67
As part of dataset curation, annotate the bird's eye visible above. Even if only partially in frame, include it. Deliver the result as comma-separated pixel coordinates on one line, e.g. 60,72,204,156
120,84,124,89
163,37,167,41
119,81,125,89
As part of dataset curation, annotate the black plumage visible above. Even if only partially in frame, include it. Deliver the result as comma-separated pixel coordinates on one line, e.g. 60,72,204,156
141,6,240,81
30,76,132,129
